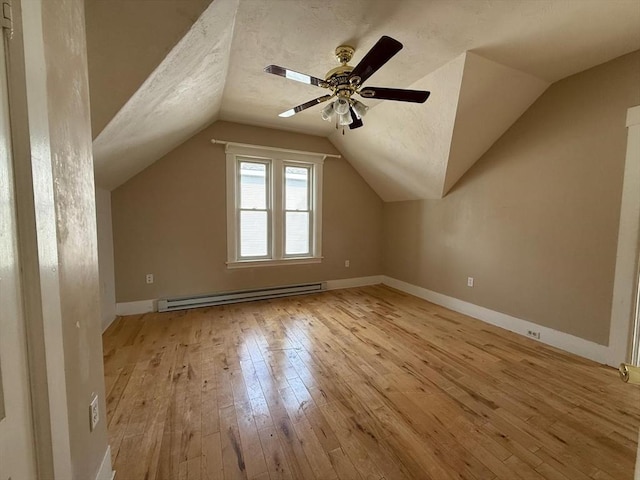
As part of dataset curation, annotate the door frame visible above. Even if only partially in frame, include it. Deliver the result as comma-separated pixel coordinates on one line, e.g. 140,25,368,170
4,0,74,477
0,11,37,477
632,261,640,365
609,104,640,366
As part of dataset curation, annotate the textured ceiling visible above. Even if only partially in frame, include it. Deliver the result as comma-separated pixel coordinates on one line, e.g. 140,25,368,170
92,0,238,190
85,0,212,137
86,0,640,197
330,52,550,201
221,0,640,136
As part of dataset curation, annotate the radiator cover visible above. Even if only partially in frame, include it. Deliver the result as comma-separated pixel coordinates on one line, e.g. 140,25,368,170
157,282,326,312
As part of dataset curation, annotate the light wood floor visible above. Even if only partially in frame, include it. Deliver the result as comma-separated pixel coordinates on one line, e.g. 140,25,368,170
103,285,640,480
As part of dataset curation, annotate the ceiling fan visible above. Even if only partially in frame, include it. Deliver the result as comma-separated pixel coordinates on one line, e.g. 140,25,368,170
265,36,430,132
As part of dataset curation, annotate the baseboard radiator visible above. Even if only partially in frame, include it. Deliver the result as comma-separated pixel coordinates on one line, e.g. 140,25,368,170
157,282,326,312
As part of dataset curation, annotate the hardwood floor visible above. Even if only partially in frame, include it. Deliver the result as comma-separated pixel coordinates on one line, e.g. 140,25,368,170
103,285,640,480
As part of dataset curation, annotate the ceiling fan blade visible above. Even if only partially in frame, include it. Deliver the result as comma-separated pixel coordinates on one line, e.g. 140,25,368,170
279,94,333,118
359,87,430,103
265,65,327,88
348,107,363,129
349,36,403,86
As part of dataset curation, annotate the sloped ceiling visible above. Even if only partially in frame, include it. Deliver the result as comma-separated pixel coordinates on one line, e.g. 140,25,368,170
85,0,212,137
443,52,551,197
86,0,640,197
330,54,466,201
330,52,549,201
92,0,238,190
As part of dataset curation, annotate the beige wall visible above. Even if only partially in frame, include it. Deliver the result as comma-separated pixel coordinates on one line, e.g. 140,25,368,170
96,187,116,331
112,121,383,302
384,51,640,345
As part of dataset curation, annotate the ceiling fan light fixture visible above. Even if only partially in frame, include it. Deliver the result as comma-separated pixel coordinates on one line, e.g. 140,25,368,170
352,100,369,119
334,97,350,115
338,110,353,126
321,102,335,121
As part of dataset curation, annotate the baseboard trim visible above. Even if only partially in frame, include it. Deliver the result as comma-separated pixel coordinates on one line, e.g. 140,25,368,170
101,314,117,333
115,276,384,316
325,275,383,291
382,276,612,366
115,299,155,316
95,446,114,480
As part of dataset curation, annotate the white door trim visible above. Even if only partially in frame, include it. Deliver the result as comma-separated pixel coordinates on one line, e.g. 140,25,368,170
0,14,37,478
6,1,72,477
609,104,640,366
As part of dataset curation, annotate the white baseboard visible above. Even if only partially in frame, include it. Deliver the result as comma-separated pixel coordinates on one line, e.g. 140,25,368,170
114,276,384,316
101,314,117,333
95,446,114,480
382,276,613,366
325,275,383,291
115,299,155,316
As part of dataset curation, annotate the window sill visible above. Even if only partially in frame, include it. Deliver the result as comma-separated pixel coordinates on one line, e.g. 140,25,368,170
226,257,323,269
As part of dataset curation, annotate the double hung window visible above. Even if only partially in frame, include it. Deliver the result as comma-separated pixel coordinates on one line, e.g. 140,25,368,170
226,144,324,267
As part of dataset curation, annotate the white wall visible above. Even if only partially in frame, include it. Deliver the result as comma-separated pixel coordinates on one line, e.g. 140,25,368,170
96,187,116,331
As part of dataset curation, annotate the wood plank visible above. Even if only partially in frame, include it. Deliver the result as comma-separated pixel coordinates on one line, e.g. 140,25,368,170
201,432,223,480
327,447,363,480
257,426,294,480
219,404,248,479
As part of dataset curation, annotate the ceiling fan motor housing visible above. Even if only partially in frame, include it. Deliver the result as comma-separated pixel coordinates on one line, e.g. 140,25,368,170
324,66,355,98
324,64,354,81
326,45,358,99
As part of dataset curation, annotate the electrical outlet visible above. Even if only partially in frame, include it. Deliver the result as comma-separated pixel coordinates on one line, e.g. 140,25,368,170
467,277,474,287
89,394,99,431
345,260,350,268
526,330,541,340
146,273,154,284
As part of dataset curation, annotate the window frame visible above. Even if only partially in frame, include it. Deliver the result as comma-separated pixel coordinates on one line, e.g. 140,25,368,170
225,143,324,268
283,161,313,258
236,157,271,260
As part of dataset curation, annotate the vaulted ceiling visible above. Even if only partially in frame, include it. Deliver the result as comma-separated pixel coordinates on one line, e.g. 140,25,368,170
87,0,640,199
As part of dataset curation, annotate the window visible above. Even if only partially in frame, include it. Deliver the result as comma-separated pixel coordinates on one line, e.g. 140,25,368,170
226,143,324,267
239,160,270,258
285,165,311,256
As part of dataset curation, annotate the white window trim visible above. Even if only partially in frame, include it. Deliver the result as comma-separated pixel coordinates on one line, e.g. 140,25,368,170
236,157,271,261
225,143,324,268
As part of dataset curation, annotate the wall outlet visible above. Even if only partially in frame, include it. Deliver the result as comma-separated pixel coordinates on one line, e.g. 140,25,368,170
526,330,541,340
146,273,154,284
467,276,474,287
89,394,99,431
345,260,350,268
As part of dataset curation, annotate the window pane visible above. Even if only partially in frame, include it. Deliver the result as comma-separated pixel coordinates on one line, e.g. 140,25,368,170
240,210,268,257
286,212,309,255
285,166,309,210
240,162,267,209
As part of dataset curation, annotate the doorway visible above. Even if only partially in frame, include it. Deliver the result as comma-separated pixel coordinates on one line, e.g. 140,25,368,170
0,19,38,479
